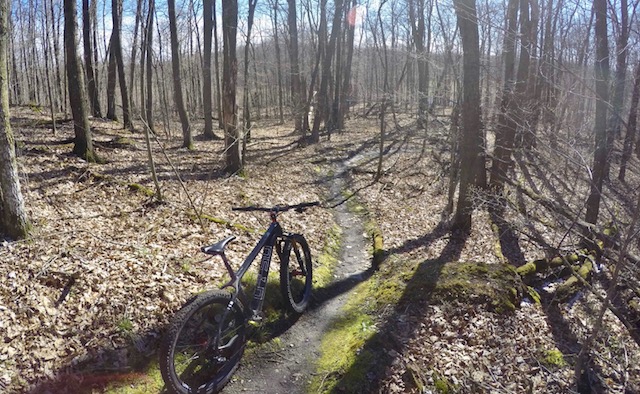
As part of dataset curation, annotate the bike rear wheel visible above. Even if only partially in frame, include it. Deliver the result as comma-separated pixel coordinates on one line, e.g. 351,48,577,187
159,290,246,394
280,234,313,313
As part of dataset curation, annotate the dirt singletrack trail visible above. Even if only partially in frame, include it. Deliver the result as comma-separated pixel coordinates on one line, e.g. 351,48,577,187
221,163,374,394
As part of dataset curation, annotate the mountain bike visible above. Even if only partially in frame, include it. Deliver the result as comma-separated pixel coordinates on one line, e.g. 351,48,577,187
159,201,318,394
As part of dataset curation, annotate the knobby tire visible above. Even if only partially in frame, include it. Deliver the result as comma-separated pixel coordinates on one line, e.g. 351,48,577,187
280,234,313,313
159,290,246,394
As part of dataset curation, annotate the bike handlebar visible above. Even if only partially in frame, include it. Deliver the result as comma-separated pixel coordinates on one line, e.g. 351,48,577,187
232,201,319,213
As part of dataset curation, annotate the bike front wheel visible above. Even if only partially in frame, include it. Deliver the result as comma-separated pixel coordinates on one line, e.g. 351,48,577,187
280,234,313,313
159,290,246,394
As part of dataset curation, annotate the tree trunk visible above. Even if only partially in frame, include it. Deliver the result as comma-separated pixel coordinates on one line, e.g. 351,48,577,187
489,0,518,195
145,0,155,133
42,0,57,134
514,0,532,148
311,0,343,143
241,0,258,153
202,0,218,139
222,0,241,173
287,0,305,133
272,0,284,124
619,61,640,181
55,1,66,113
82,0,101,118
128,0,143,116
0,0,30,239
452,0,483,233
112,0,132,129
584,0,610,226
410,0,429,130
338,0,357,130
328,2,344,137
213,1,223,130
168,0,192,149
539,0,559,149
106,31,117,120
139,0,147,124
64,0,96,162
604,0,628,178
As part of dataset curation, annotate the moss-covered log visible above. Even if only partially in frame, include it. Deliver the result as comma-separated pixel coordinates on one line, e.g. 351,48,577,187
516,253,580,277
555,260,594,301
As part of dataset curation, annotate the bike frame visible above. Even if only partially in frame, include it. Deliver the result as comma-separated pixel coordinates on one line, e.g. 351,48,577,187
219,220,285,317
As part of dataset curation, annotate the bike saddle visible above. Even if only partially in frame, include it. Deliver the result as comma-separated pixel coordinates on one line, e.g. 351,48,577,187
201,236,237,255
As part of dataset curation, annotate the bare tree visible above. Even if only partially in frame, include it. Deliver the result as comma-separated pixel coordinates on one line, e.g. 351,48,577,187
604,0,629,178
42,0,58,134
488,0,519,194
0,0,30,239
619,61,640,181
82,0,101,118
336,0,357,130
214,0,223,129
202,0,219,139
222,0,241,173
409,0,429,130
311,0,344,143
128,0,143,115
112,0,132,129
64,0,96,162
241,0,258,148
272,0,285,124
452,0,484,232
287,0,305,133
168,0,193,149
145,0,155,133
106,30,118,120
584,0,610,226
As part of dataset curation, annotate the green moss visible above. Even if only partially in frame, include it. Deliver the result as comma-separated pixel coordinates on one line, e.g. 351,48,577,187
190,212,258,234
527,286,541,304
543,348,567,367
630,299,640,314
310,256,411,393
603,223,618,237
314,224,342,289
342,188,384,266
180,262,191,274
111,136,136,148
310,297,379,393
116,318,134,335
516,261,537,276
517,253,580,278
102,361,165,393
556,260,593,300
407,261,525,313
433,374,452,394
128,183,155,197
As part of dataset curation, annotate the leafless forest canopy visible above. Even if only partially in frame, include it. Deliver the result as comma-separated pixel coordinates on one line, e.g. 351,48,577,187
8,0,626,127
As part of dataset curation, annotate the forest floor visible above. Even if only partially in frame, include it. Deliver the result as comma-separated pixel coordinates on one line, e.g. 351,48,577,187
2,106,640,393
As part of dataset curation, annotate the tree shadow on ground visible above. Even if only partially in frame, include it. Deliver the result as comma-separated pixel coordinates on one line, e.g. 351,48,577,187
489,205,527,266
541,295,609,393
27,329,162,394
27,279,309,394
326,225,467,393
